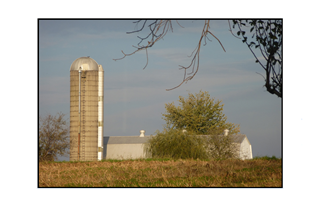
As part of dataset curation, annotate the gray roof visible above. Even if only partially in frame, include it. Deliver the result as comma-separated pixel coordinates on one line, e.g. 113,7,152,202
70,57,99,71
232,134,248,144
104,136,151,144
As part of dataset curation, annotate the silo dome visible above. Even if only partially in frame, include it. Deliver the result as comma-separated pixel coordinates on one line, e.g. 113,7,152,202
70,56,99,71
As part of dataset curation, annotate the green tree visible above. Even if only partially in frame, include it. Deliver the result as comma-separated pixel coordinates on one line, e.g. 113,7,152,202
146,91,240,159
39,112,69,161
162,90,240,135
145,128,208,159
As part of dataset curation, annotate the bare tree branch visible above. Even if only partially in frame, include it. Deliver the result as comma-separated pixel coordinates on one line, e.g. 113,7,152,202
113,20,226,91
166,20,226,91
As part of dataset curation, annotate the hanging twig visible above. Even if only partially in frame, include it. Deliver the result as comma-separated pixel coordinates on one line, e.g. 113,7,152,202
166,20,226,91
113,20,226,91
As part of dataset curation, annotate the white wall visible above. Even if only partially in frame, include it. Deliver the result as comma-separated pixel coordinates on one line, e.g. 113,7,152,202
239,137,252,160
104,143,149,160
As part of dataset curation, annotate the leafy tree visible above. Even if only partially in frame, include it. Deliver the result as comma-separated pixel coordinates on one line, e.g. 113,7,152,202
146,91,240,159
162,90,240,135
114,19,282,97
39,112,69,161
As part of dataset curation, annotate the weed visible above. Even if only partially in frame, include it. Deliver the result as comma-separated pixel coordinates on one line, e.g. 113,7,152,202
39,158,282,187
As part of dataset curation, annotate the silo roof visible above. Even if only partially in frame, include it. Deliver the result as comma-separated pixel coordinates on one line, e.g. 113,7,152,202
70,57,99,71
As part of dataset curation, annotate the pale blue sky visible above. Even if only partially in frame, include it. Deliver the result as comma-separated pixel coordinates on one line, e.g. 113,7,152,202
39,19,281,160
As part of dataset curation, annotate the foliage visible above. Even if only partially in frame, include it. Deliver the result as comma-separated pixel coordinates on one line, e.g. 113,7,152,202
39,112,69,161
162,90,240,135
146,91,240,160
145,128,208,159
231,20,282,98
205,129,238,160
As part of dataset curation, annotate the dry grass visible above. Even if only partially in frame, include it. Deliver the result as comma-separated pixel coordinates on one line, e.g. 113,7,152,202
39,158,282,187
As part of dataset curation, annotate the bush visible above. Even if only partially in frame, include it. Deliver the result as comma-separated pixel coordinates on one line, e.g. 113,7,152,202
205,129,239,160
254,156,280,160
145,128,208,160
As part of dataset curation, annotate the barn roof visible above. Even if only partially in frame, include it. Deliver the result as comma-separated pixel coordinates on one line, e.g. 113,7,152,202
104,136,151,144
232,134,248,144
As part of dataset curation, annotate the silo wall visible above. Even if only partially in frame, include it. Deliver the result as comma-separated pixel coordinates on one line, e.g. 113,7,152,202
70,70,99,161
98,65,104,160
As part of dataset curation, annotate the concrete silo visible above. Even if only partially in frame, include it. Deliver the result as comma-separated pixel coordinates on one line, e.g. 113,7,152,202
70,57,104,161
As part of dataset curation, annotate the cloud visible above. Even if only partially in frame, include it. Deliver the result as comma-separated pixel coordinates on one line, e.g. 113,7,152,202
102,52,266,106
174,20,229,34
72,31,128,40
39,77,69,106
39,20,134,49
39,56,71,62
105,100,168,136
148,48,194,65
40,30,128,49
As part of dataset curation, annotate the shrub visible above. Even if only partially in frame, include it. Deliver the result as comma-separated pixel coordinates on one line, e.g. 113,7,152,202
205,129,239,160
254,156,280,160
145,128,208,160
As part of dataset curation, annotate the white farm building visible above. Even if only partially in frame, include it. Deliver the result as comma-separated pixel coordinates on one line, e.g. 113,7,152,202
103,130,253,160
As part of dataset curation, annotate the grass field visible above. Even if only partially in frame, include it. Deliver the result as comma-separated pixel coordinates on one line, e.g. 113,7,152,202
39,157,282,187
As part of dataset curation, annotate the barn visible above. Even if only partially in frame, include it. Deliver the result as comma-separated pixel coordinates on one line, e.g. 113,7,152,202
103,130,252,160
